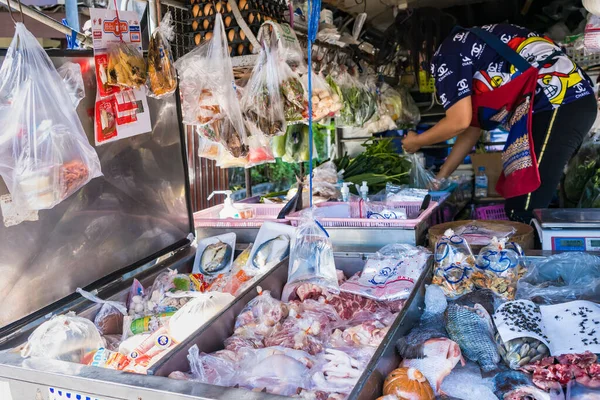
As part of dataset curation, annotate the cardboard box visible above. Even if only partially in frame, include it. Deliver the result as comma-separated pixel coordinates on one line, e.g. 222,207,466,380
470,152,503,197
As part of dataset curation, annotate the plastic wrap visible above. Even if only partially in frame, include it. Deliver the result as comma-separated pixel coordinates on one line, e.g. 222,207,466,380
302,71,342,122
472,238,524,300
0,24,102,210
234,288,289,336
188,344,238,386
57,62,85,107
454,221,516,247
406,152,436,189
242,43,286,137
516,252,600,304
385,184,429,202
168,292,234,343
76,288,127,335
21,313,104,363
147,12,177,98
432,229,476,298
340,244,431,301
174,13,248,158
106,40,147,89
282,210,339,301
310,347,375,395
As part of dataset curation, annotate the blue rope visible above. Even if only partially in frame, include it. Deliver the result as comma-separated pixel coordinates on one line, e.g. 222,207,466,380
307,0,321,208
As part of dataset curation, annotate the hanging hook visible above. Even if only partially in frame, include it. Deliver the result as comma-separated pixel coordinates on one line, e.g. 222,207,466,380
6,0,25,25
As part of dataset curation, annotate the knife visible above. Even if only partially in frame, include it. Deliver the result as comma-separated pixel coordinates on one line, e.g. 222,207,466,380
409,194,431,219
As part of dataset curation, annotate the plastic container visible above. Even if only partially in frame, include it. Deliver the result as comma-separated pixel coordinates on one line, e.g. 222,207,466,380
194,204,289,228
285,201,438,228
475,204,508,221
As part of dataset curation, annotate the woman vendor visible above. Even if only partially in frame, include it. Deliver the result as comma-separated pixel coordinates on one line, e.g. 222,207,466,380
400,21,597,222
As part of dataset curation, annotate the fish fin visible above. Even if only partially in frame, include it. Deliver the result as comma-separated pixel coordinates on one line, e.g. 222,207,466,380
396,338,425,359
460,355,466,367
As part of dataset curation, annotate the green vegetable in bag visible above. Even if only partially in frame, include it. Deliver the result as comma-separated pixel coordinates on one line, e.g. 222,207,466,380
272,134,286,158
564,138,600,206
578,171,600,208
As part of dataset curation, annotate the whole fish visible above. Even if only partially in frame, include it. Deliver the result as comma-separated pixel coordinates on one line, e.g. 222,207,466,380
397,285,448,359
200,241,232,273
252,235,290,271
401,338,464,394
451,289,496,316
493,371,560,400
445,303,500,373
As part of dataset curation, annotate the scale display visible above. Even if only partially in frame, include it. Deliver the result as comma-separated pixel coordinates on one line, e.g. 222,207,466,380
552,237,600,251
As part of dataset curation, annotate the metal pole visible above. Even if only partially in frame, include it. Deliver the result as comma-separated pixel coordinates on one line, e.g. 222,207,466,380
0,0,92,47
244,169,252,198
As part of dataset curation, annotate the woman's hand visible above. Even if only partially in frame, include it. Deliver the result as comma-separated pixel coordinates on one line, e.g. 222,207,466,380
402,131,422,153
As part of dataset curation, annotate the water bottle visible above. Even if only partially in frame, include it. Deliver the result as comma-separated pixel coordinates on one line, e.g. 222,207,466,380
475,166,488,198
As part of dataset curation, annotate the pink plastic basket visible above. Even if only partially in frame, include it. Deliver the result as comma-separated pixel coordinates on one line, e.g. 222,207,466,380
194,204,289,228
286,201,438,228
475,204,508,221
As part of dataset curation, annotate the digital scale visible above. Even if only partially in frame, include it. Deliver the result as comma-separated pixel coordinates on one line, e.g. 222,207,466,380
533,209,600,251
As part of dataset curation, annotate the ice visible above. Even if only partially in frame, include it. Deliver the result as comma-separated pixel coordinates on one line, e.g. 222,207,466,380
440,362,497,400
423,284,448,317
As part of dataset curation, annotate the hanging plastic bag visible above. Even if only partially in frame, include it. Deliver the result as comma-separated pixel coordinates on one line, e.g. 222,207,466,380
432,229,476,298
282,210,339,301
76,288,127,335
147,11,177,98
197,134,221,161
302,71,342,122
57,62,85,107
398,87,421,126
340,244,431,301
216,144,249,168
174,13,248,157
281,124,315,163
335,69,377,128
563,136,600,206
106,40,147,89
21,313,104,363
0,24,101,210
472,238,523,300
168,292,234,343
246,127,276,168
280,65,306,123
242,42,286,137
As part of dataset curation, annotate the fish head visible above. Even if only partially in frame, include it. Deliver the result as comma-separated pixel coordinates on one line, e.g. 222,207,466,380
473,303,495,335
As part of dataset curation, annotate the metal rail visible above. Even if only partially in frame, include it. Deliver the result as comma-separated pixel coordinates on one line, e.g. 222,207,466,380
0,0,93,47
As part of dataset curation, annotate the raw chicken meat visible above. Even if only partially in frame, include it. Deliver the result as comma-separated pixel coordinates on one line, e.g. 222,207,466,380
329,320,390,347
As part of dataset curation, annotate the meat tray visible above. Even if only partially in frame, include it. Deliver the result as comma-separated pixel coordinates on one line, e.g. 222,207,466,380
150,252,433,399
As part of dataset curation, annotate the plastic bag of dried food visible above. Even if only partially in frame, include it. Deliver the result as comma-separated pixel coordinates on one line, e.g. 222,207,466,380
21,313,104,363
516,252,600,304
57,62,85,107
340,244,431,301
174,13,248,158
454,221,517,247
302,71,342,122
76,288,127,336
0,24,101,210
494,332,550,370
472,238,524,301
241,42,286,137
147,12,177,98
106,40,147,89
282,210,339,301
432,229,476,299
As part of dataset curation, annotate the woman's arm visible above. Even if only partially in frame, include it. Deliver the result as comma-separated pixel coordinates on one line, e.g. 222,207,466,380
438,126,482,179
402,96,473,153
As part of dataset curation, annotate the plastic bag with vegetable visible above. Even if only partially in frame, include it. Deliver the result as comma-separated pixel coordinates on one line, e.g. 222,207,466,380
21,313,104,363
563,136,600,206
242,42,286,137
577,172,600,208
174,13,248,157
280,65,306,123
76,288,128,335
0,23,102,210
57,62,85,107
335,69,377,128
432,229,476,298
282,209,339,301
281,124,315,163
147,11,177,98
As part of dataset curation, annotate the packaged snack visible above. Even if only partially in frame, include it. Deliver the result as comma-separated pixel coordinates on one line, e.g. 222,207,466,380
147,12,177,98
83,347,131,370
122,312,174,339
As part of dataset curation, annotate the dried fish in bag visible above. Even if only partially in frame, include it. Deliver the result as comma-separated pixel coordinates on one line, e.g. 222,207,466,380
432,229,476,299
147,11,177,98
473,237,525,300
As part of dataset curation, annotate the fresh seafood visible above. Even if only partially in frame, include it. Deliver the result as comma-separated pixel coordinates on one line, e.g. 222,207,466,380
495,333,550,370
252,235,291,271
445,303,500,373
396,285,448,359
493,371,557,400
451,289,496,317
401,338,464,394
200,241,232,273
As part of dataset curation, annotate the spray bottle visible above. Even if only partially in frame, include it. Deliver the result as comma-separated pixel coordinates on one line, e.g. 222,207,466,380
207,190,240,219
359,181,369,201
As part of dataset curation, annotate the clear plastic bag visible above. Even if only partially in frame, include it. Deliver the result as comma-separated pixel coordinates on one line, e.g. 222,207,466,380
406,152,436,189
147,11,177,98
234,288,288,334
148,270,194,313
188,344,238,386
385,183,428,202
302,71,342,122
174,13,248,157
21,313,104,363
454,221,517,247
577,173,600,208
57,62,85,107
282,210,339,301
398,86,421,126
516,252,600,304
76,288,127,335
432,229,476,299
310,347,374,395
472,238,523,300
197,133,221,161
246,128,276,168
242,42,286,137
280,65,306,123
106,40,147,89
168,292,234,343
567,380,600,399
281,124,315,163
340,244,431,301
0,24,101,210
335,69,377,128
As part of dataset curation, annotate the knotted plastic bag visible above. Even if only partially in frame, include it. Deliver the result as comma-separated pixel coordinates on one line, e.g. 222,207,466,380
147,11,177,98
0,23,101,210
21,313,104,363
76,288,128,335
282,209,339,301
432,229,476,298
473,238,524,300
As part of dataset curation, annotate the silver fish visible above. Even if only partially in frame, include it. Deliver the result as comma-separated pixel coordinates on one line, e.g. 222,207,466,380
493,371,557,400
252,235,290,270
200,241,232,273
445,303,500,372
